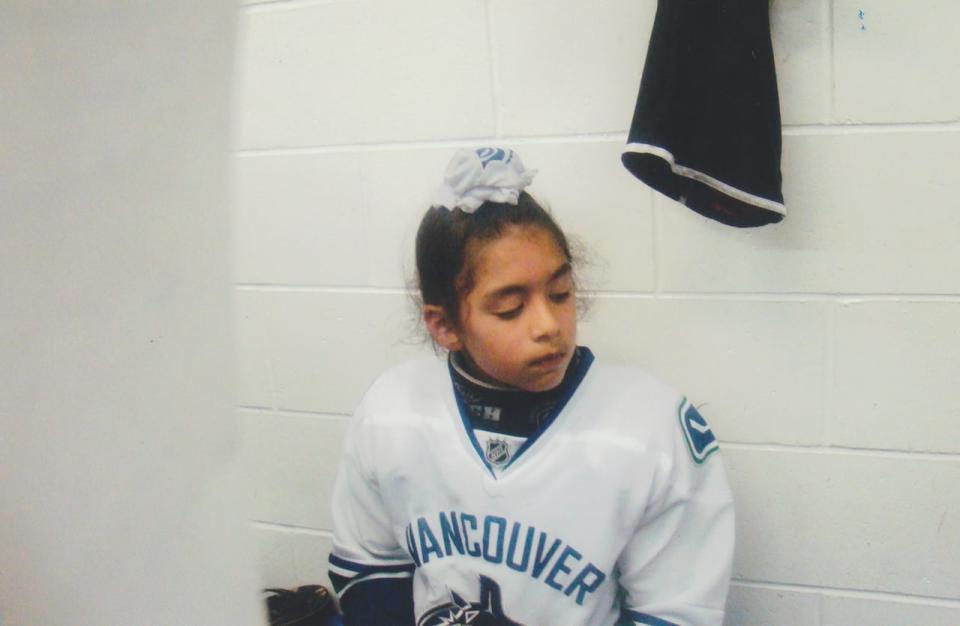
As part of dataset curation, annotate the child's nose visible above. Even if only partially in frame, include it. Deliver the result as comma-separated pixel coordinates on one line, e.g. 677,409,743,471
529,296,560,340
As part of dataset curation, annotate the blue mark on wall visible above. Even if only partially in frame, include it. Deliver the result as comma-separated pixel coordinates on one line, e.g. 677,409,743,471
858,9,866,31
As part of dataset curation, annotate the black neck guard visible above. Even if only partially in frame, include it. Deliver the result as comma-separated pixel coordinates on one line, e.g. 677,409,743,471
449,346,594,437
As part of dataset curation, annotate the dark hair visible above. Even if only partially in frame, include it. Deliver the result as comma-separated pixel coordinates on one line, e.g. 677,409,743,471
415,191,573,325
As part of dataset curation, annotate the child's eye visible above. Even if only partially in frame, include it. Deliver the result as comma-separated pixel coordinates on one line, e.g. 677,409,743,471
550,291,571,303
494,306,522,320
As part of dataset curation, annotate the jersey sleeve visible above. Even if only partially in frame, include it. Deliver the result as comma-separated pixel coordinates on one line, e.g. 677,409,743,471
328,406,416,626
616,398,735,626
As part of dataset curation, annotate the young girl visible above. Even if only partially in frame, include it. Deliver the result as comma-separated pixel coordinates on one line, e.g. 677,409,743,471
328,148,734,626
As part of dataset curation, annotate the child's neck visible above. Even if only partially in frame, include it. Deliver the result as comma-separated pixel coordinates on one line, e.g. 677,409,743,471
450,350,516,391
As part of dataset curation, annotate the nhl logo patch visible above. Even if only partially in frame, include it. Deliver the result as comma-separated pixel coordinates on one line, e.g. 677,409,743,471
485,438,511,466
678,399,719,464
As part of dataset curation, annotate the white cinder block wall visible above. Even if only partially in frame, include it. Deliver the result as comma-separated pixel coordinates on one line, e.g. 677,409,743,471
233,1,960,624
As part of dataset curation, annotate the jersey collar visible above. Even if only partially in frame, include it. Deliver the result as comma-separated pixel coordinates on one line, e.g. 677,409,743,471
447,346,595,478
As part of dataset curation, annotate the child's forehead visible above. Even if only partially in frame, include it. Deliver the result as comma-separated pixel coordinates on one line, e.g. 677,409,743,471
469,225,569,282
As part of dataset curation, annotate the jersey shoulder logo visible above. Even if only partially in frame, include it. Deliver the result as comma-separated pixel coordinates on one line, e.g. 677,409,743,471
678,398,719,464
418,576,525,626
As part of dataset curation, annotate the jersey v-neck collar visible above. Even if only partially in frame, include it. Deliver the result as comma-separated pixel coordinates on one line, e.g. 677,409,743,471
447,347,595,479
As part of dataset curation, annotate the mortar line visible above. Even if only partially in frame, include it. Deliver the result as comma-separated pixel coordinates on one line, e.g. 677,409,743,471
246,292,282,412
235,284,413,295
235,134,627,157
822,301,837,447
237,405,351,419
587,292,960,303
236,404,274,413
733,578,960,608
234,285,960,302
650,193,661,295
825,0,837,124
723,441,959,461
234,121,960,157
483,0,503,138
816,591,824,626
250,520,334,536
243,0,352,13
783,121,960,135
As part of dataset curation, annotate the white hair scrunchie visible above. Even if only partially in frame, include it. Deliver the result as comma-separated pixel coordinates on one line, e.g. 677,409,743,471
431,147,537,213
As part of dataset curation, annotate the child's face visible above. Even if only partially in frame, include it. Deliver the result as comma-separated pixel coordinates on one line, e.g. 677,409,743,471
455,225,577,392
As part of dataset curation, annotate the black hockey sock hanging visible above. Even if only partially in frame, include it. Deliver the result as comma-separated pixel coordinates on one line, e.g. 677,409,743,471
622,0,785,227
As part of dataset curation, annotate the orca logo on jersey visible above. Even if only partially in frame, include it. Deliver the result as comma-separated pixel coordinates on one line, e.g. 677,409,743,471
679,398,719,464
485,438,510,466
418,576,526,626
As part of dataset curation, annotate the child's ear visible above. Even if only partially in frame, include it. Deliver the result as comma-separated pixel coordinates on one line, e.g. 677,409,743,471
422,305,462,351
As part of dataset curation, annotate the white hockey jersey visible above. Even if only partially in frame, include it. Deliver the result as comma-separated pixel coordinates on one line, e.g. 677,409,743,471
329,353,734,626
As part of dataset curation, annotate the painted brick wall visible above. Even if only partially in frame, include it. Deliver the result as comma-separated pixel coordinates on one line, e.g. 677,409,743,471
233,1,960,623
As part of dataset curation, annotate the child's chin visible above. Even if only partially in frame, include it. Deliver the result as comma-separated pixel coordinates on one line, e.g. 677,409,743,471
521,371,566,392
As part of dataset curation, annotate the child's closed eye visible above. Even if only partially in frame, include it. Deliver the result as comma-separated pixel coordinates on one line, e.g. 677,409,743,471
494,306,523,320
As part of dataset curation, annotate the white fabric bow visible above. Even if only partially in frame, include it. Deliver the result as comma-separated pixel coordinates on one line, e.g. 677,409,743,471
431,147,537,213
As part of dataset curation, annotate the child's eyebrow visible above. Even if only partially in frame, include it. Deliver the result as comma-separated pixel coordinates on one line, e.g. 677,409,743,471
549,262,573,283
483,262,572,304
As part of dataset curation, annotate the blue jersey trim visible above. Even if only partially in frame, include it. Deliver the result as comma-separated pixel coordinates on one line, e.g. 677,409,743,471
450,377,497,478
328,554,416,595
621,609,680,626
448,347,595,478
507,347,594,468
